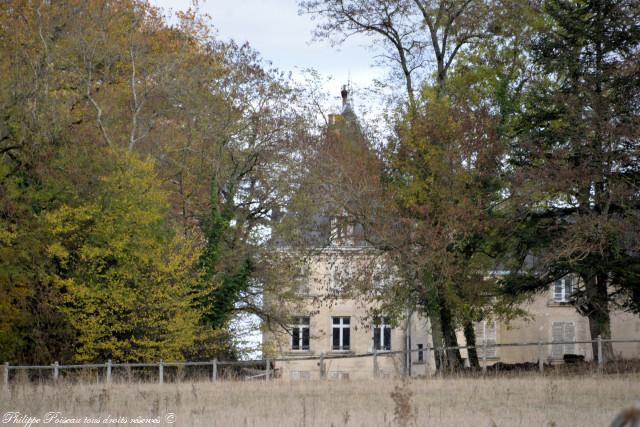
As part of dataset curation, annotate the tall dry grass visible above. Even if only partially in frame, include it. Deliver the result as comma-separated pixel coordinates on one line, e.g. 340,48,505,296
1,375,638,426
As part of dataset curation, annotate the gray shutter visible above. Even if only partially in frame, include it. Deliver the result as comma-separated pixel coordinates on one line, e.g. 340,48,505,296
563,322,576,355
551,322,564,359
474,322,485,357
474,321,496,358
486,322,497,358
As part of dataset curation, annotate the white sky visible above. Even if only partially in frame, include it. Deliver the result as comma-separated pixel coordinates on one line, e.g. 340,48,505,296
152,0,385,106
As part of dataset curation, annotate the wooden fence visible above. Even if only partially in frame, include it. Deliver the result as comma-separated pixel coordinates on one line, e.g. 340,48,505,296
3,336,639,386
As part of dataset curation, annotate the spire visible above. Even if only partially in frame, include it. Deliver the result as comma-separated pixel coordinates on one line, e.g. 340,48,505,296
340,84,353,115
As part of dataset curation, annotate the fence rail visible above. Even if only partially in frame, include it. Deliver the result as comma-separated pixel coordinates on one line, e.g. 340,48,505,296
3,336,639,386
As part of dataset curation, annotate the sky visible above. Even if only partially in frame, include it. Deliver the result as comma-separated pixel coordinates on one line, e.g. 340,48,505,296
152,0,385,108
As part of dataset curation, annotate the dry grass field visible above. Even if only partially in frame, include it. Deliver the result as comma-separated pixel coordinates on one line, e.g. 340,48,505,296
1,375,638,427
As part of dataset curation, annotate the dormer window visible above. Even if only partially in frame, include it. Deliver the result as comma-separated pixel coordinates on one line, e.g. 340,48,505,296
553,276,574,303
330,215,354,245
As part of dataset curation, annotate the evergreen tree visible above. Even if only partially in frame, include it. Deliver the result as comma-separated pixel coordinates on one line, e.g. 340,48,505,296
503,0,640,360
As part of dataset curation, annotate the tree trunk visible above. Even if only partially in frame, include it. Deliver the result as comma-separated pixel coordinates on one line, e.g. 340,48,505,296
439,300,463,371
584,273,614,362
464,321,480,370
429,308,444,371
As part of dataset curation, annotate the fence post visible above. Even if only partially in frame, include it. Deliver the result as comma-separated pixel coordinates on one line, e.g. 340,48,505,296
373,350,379,378
159,360,164,385
538,341,544,374
404,347,408,377
211,359,217,382
319,352,325,380
106,359,112,385
265,358,271,381
482,341,487,374
3,362,8,387
438,348,444,378
53,361,59,382
425,346,430,378
597,335,603,371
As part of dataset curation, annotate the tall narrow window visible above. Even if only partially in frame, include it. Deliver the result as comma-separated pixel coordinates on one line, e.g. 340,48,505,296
291,317,310,351
332,316,350,351
373,316,391,351
474,321,497,358
553,276,574,303
417,344,424,362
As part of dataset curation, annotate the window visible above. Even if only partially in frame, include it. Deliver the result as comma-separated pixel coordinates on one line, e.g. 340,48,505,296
291,317,310,351
553,276,574,303
373,317,391,351
474,321,497,358
551,321,576,359
330,216,353,245
417,344,424,363
330,215,365,246
332,316,351,351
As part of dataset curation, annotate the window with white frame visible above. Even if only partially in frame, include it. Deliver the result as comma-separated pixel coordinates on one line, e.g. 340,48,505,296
553,276,574,303
291,317,310,351
551,321,576,359
373,317,391,351
474,320,497,358
332,316,351,351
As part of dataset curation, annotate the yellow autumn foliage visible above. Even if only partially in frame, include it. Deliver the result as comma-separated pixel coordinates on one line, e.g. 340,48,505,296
45,149,203,363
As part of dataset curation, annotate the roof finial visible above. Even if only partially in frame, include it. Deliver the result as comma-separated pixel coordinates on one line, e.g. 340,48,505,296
341,84,348,107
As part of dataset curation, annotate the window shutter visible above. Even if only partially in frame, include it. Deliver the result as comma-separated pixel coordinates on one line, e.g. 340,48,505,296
474,321,484,355
474,321,496,358
474,322,485,342
563,322,576,355
551,322,564,359
486,322,497,358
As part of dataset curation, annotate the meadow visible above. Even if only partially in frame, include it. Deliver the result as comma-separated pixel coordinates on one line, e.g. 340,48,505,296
1,375,638,427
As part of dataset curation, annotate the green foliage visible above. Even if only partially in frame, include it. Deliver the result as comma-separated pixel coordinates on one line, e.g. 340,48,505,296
196,177,255,329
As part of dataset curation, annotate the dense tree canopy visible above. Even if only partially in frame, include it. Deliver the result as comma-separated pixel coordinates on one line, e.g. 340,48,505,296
0,0,306,363
299,0,639,369
1,0,637,367
499,0,640,360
